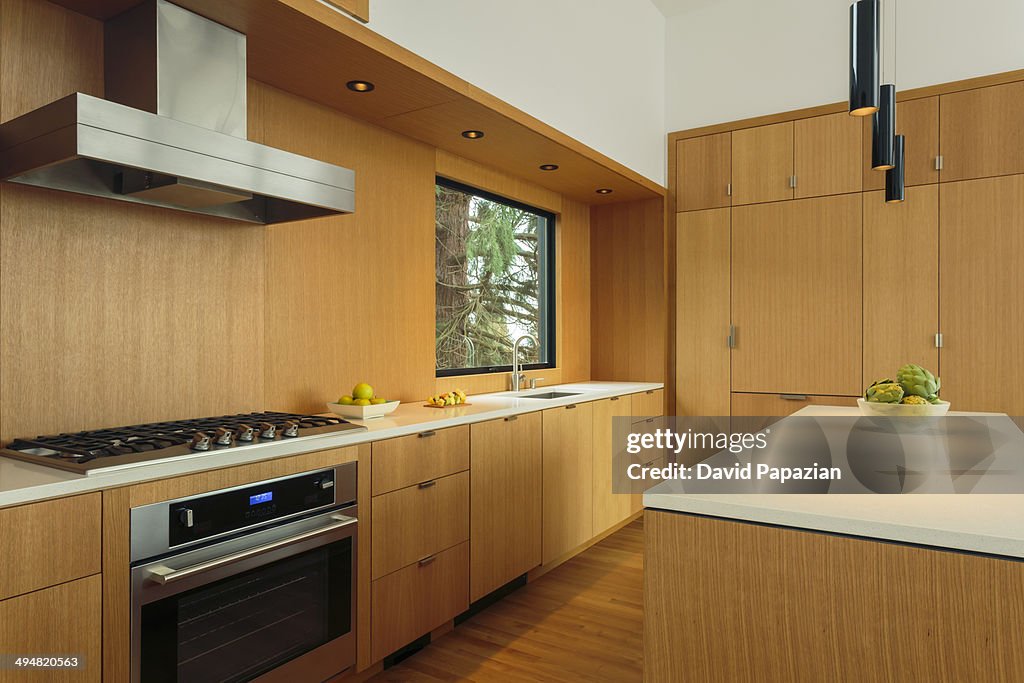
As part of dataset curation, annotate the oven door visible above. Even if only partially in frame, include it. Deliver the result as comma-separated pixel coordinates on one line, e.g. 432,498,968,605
131,507,356,683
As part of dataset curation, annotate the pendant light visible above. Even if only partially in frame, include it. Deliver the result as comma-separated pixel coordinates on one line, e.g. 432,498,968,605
872,86,896,169
886,135,905,202
849,0,880,116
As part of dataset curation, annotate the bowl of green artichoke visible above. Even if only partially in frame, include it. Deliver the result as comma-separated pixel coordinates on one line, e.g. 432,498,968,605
858,364,950,417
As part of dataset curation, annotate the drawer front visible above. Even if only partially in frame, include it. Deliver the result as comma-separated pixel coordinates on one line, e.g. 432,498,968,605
631,389,664,422
0,493,101,600
371,471,469,579
371,541,469,662
371,426,469,495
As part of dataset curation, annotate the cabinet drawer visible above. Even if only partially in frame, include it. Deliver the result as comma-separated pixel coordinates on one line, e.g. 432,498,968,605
631,389,664,422
371,471,469,579
0,493,101,601
371,425,469,495
371,541,469,662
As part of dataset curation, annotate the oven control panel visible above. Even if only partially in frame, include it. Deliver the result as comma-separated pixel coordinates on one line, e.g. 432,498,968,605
168,467,345,548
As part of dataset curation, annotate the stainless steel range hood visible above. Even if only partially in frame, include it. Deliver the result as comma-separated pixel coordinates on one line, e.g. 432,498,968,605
0,0,354,224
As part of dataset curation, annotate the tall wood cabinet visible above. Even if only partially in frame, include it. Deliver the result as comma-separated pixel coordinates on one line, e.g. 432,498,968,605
542,401,594,564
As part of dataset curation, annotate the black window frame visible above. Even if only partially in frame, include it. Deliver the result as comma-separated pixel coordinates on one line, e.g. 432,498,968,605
435,176,556,378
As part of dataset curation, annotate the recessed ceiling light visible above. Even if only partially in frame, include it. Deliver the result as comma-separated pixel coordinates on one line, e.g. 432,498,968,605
596,188,613,195
346,80,375,92
461,130,485,139
539,164,559,171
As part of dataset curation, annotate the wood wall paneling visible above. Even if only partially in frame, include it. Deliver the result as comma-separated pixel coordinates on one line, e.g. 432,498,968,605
940,175,1024,414
730,122,794,205
731,195,862,396
940,81,1024,182
675,133,731,211
675,208,730,417
862,96,940,190
793,112,862,198
863,186,939,385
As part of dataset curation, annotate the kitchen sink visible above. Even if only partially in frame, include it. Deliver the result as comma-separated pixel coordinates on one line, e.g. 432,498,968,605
518,391,582,399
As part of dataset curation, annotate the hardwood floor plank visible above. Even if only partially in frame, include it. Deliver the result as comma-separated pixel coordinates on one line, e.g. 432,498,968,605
369,518,644,682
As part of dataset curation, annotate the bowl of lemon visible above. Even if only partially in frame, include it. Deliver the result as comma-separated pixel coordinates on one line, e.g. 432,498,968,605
327,383,400,419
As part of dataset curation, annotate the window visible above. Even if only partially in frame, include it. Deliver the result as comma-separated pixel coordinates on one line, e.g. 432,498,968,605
435,177,555,376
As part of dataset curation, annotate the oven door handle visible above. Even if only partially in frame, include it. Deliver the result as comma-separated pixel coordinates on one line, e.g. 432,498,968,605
145,514,356,585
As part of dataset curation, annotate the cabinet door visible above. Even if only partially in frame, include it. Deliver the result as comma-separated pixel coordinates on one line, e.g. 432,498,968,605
469,412,542,602
542,402,594,564
676,133,731,211
863,186,939,386
940,175,1024,413
732,122,794,205
676,209,731,417
731,392,859,417
0,575,101,682
732,195,862,395
863,97,940,190
593,396,633,534
794,112,862,198
940,82,1024,182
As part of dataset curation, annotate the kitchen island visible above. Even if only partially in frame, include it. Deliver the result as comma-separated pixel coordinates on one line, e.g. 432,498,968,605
643,408,1024,682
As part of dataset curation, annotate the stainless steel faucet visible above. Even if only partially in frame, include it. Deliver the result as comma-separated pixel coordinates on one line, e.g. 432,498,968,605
511,334,537,392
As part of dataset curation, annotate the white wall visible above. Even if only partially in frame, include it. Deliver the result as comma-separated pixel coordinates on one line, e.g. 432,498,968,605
666,0,1024,132
354,0,667,185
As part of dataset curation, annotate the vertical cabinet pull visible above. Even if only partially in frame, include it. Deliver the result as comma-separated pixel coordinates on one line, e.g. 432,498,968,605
727,325,737,349
935,332,944,348
789,175,798,189
726,182,732,196
935,156,944,171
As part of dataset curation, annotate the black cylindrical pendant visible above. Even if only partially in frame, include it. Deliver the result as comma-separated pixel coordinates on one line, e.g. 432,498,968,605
885,135,905,203
849,0,880,116
872,84,896,169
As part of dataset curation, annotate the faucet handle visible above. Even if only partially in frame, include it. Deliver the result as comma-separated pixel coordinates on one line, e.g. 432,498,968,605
529,377,545,389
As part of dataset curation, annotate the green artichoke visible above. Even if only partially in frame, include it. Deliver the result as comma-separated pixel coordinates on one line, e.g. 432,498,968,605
897,364,941,400
901,395,929,405
865,380,904,403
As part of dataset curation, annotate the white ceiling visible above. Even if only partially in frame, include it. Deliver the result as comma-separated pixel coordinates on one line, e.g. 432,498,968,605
648,0,718,18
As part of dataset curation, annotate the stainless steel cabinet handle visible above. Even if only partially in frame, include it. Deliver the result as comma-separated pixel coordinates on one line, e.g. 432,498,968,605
145,514,356,585
566,404,577,410
789,175,797,189
727,325,737,348
779,394,808,401
418,430,436,438
417,555,436,567
935,155,944,171
504,415,518,422
726,182,732,196
418,479,436,489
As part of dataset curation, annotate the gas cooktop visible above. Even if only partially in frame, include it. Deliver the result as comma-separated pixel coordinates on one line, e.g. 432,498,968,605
1,411,366,475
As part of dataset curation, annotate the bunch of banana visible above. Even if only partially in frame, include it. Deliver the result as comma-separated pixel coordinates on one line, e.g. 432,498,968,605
427,389,467,407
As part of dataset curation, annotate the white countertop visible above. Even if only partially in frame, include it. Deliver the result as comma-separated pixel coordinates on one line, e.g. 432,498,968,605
644,406,1024,559
0,381,661,509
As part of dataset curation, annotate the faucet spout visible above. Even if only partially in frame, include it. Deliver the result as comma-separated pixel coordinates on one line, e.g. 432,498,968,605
511,334,537,392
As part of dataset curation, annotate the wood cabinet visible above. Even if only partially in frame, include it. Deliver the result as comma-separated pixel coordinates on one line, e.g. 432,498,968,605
371,542,469,663
731,392,859,418
371,471,469,579
732,194,862,396
731,122,794,205
469,413,542,602
0,575,102,682
371,426,469,495
794,112,862,198
0,493,101,601
863,96,940,190
863,186,939,386
592,396,634,534
676,133,731,211
631,388,664,421
940,82,1024,182
542,401,594,564
940,175,1024,413
676,209,731,417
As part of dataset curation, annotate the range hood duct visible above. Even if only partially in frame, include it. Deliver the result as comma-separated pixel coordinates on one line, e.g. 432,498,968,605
0,0,354,224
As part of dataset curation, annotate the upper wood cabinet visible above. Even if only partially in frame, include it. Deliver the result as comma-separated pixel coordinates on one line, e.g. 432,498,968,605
940,81,1024,182
676,209,730,417
863,186,939,386
542,402,594,565
469,413,542,602
732,194,862,396
592,396,634,534
940,175,1024,413
863,97,940,190
676,132,731,211
731,122,794,205
794,112,862,198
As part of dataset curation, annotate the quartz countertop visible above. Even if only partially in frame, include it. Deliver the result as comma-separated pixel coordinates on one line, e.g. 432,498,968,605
0,381,662,509
644,406,1024,559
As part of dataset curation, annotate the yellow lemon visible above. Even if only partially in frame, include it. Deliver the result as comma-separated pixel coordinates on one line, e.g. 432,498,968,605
338,395,354,405
352,383,374,401
370,397,387,405
353,398,371,406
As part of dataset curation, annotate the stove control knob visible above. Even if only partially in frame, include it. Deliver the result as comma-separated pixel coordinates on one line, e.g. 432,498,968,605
235,424,255,442
282,420,300,438
258,423,276,439
214,427,233,446
178,508,194,528
190,432,212,451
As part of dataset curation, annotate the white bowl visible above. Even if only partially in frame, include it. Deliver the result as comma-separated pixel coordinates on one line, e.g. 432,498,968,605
857,398,950,417
327,400,400,420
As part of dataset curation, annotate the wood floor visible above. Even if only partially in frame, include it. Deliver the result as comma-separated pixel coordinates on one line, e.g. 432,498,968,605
368,518,644,682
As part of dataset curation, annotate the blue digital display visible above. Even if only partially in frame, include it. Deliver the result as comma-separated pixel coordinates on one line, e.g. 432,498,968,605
249,491,273,505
